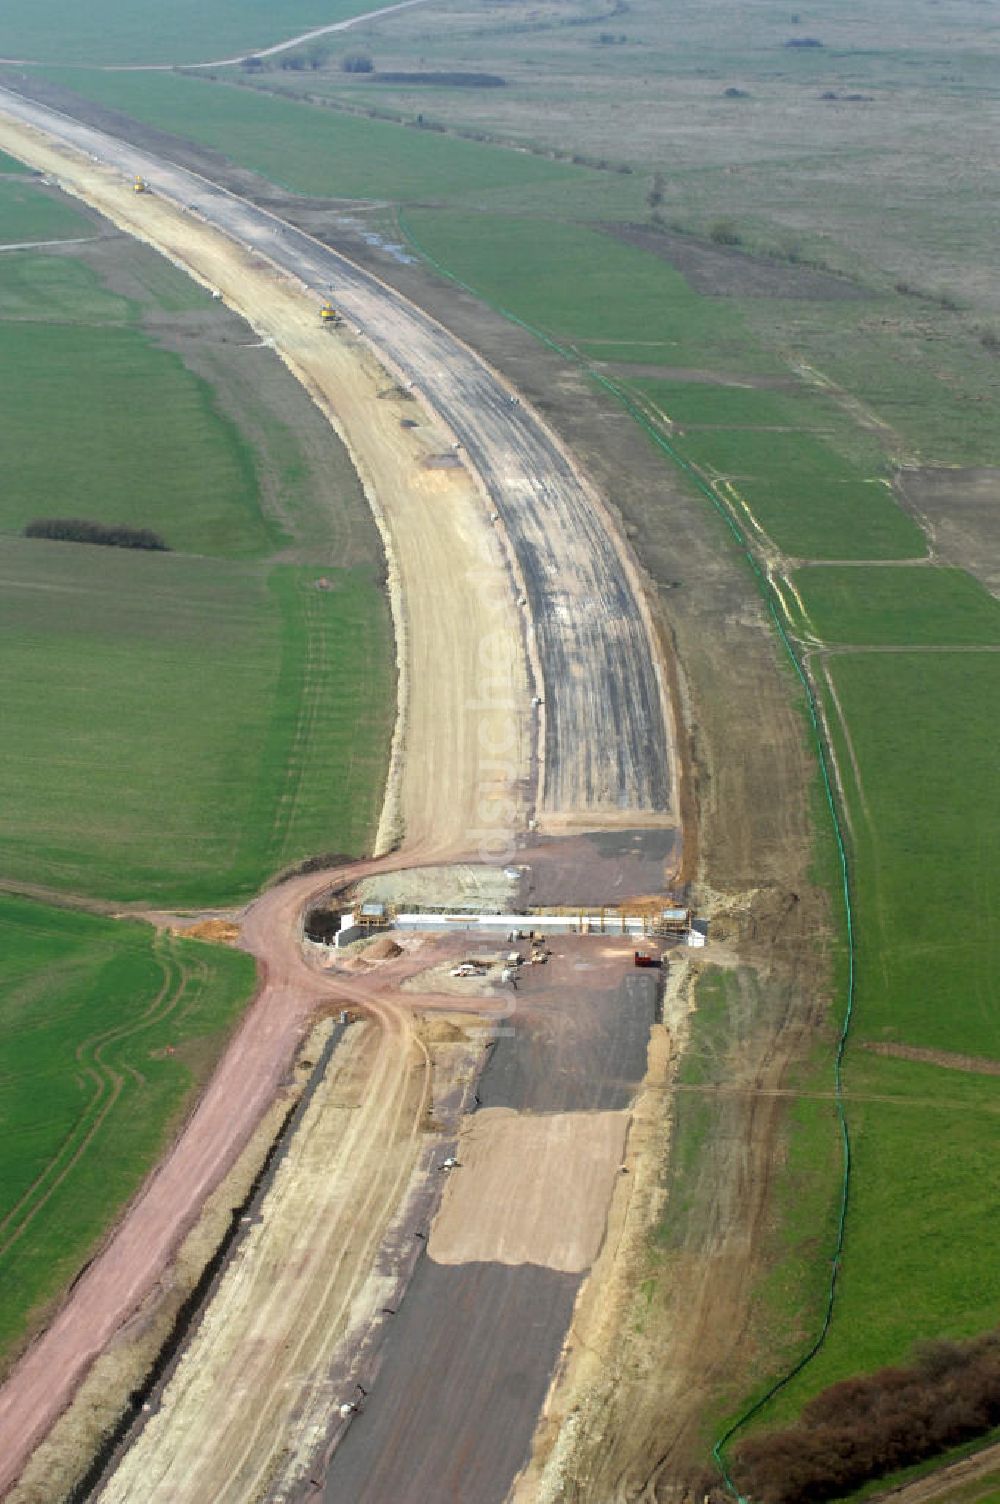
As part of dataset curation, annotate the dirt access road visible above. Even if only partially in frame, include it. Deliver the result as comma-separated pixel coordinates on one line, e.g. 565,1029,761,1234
0,85,676,834
873,1444,1000,1504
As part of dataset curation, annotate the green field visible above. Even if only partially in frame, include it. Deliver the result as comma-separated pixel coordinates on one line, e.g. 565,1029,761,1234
41,69,579,202
677,430,922,560
792,565,1000,645
765,1050,1000,1423
0,179,95,244
0,244,393,903
626,380,926,560
0,893,254,1358
0,150,31,173
0,0,390,65
0,320,270,557
402,209,778,372
720,644,1000,1437
0,542,391,902
824,653,1000,1058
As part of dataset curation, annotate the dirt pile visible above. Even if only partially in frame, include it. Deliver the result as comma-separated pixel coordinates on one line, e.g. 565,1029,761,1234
171,918,240,944
366,935,403,960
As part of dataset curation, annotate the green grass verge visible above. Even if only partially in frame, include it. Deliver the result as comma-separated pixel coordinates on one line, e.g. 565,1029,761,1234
0,892,254,1360
40,69,579,201
0,179,94,242
2,0,391,66
792,565,1000,645
0,150,31,173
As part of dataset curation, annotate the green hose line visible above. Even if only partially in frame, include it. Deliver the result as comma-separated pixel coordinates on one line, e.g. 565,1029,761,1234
396,211,857,1498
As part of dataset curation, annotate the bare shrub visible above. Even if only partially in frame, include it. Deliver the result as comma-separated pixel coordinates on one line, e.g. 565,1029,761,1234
732,1330,1000,1503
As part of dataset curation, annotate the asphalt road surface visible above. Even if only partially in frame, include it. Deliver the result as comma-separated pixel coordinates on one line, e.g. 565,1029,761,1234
323,1260,580,1504
0,85,673,824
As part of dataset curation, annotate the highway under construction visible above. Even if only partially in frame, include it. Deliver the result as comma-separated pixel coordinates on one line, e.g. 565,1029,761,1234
0,86,683,1504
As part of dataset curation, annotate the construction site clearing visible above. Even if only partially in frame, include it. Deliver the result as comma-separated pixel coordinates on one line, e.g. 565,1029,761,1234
33,911,676,1504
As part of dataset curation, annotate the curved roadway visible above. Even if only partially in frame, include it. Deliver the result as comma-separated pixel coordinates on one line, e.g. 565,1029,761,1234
0,84,674,826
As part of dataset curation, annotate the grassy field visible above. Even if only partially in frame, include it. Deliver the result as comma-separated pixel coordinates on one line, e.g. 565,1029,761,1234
764,1051,1000,1424
822,653,1000,1059
402,209,778,372
671,425,923,560
0,892,254,1361
40,68,580,202
0,168,395,1366
0,150,31,173
0,543,392,903
0,179,95,242
792,565,1000,646
0,318,271,557
0,0,392,66
0,207,394,905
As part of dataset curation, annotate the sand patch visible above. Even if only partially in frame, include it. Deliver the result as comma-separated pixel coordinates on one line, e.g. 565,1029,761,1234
170,918,240,944
429,1107,629,1273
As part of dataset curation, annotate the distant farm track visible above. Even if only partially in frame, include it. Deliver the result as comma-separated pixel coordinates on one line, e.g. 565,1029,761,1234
0,0,432,71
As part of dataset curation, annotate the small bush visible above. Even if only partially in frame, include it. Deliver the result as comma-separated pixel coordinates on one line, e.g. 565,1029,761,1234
785,35,824,46
342,53,374,73
24,518,170,551
708,218,742,246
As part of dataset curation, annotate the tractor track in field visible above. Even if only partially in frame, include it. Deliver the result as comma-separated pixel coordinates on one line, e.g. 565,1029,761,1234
0,939,198,1264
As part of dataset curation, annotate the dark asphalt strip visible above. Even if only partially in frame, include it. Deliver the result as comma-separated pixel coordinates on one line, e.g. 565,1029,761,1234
479,971,657,1114
322,1260,581,1504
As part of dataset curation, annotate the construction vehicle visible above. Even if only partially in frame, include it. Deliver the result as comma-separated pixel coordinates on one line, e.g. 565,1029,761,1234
320,301,342,325
133,176,149,194
634,950,659,969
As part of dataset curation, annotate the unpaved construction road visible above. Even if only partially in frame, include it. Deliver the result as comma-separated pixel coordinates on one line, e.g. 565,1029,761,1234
0,85,675,831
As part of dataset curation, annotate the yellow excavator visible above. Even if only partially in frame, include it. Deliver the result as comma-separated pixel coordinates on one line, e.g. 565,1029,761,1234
133,176,149,194
320,300,341,326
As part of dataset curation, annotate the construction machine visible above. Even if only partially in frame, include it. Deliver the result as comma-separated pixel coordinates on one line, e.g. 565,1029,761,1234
133,176,149,194
320,301,342,325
